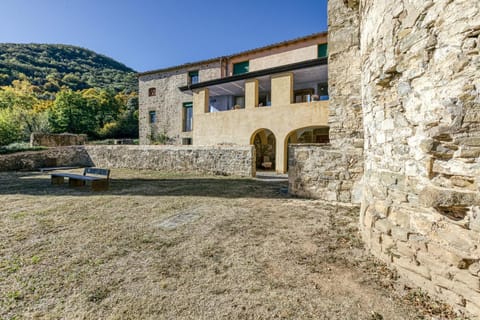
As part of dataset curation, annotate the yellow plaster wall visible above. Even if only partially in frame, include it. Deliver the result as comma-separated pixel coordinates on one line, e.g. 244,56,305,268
245,79,258,109
249,45,318,72
271,73,293,106
193,101,329,173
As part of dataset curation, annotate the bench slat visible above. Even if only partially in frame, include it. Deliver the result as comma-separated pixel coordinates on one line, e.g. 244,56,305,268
51,173,107,181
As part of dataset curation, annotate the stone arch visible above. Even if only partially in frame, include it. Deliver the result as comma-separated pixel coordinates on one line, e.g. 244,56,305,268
250,128,276,171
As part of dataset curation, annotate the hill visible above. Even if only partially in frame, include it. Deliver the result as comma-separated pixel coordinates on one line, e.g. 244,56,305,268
0,43,137,93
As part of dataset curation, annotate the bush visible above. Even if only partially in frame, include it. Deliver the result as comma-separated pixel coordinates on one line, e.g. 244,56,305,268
0,142,46,154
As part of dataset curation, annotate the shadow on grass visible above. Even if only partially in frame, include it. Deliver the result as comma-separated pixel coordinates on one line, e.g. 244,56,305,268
0,172,289,199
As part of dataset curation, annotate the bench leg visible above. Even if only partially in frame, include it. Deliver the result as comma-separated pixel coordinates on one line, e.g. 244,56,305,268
91,180,109,191
51,176,64,185
69,178,85,187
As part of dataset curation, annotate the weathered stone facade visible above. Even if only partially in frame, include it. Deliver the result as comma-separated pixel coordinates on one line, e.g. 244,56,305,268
356,0,480,316
30,133,87,147
0,146,255,177
138,63,221,145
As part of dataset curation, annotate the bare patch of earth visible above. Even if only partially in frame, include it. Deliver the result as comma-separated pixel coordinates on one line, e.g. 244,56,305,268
0,169,458,319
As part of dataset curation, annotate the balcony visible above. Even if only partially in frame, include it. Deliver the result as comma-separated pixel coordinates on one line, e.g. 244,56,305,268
181,58,329,173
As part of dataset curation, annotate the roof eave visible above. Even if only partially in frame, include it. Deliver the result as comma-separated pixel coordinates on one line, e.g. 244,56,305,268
178,57,327,92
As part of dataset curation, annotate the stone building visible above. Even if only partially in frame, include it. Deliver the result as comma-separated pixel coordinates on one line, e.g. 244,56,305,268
139,1,479,315
290,0,480,316
138,32,329,173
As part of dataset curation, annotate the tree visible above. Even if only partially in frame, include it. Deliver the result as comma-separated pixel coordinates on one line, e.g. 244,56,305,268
0,108,22,145
48,89,96,135
0,79,49,139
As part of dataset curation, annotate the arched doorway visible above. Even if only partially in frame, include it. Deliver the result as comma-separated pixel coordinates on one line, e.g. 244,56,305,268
284,126,329,171
250,129,276,171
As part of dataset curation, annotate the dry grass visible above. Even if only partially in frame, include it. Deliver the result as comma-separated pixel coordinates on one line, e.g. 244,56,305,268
0,169,459,319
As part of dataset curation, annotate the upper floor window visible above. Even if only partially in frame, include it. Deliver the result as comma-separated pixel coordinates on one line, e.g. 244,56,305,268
148,87,156,96
233,61,249,75
318,44,328,58
149,110,156,123
188,71,199,84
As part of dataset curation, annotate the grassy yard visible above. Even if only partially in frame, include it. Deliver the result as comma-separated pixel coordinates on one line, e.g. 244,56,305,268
0,169,457,319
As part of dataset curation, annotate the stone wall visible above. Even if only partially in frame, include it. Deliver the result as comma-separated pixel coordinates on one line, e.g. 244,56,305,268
84,145,255,177
0,147,92,171
30,133,87,147
288,144,362,203
316,0,364,204
138,63,221,145
358,0,480,316
0,145,254,177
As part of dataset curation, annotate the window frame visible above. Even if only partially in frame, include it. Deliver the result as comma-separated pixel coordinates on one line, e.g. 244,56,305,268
188,70,199,85
233,61,250,75
318,44,328,58
182,102,193,132
148,110,156,124
148,87,156,97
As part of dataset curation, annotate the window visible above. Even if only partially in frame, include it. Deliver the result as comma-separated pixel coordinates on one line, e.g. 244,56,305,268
188,71,199,84
318,44,328,58
149,111,156,124
182,138,192,145
294,89,314,103
148,87,156,96
183,102,193,132
233,61,249,75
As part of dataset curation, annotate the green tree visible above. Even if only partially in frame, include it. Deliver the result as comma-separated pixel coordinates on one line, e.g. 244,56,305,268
0,108,22,145
0,79,49,139
48,89,96,135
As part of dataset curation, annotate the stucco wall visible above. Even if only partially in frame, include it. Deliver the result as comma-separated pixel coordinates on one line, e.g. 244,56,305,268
358,0,480,316
193,101,329,173
138,63,221,145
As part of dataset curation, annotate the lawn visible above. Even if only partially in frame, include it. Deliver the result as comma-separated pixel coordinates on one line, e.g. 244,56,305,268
0,169,456,319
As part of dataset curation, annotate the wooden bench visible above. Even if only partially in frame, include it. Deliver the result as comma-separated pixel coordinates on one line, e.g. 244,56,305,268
51,168,110,191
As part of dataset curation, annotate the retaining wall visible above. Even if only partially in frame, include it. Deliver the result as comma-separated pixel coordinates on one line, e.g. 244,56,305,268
0,145,255,177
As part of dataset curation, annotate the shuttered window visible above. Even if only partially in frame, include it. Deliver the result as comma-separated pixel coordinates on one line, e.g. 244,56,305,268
233,61,249,75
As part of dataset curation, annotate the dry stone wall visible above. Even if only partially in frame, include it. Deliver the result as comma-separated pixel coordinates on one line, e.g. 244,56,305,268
0,145,254,177
0,147,92,171
84,145,254,177
30,133,87,147
288,144,362,203
358,0,480,316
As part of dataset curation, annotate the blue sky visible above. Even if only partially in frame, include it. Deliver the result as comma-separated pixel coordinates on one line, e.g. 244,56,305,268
0,0,328,72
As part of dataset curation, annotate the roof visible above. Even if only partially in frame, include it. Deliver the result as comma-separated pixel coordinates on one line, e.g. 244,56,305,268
138,31,327,77
178,57,327,92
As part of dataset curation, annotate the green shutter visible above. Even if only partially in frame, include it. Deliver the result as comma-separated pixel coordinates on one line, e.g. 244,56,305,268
233,61,249,75
318,44,328,58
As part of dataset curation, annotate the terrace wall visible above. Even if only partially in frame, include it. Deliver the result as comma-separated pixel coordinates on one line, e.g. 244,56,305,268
0,145,255,177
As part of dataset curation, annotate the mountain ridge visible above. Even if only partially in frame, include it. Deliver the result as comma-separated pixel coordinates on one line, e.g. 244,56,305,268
0,43,137,93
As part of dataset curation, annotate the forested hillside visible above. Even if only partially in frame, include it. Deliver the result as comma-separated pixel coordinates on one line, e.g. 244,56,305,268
0,43,137,93
0,44,139,145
